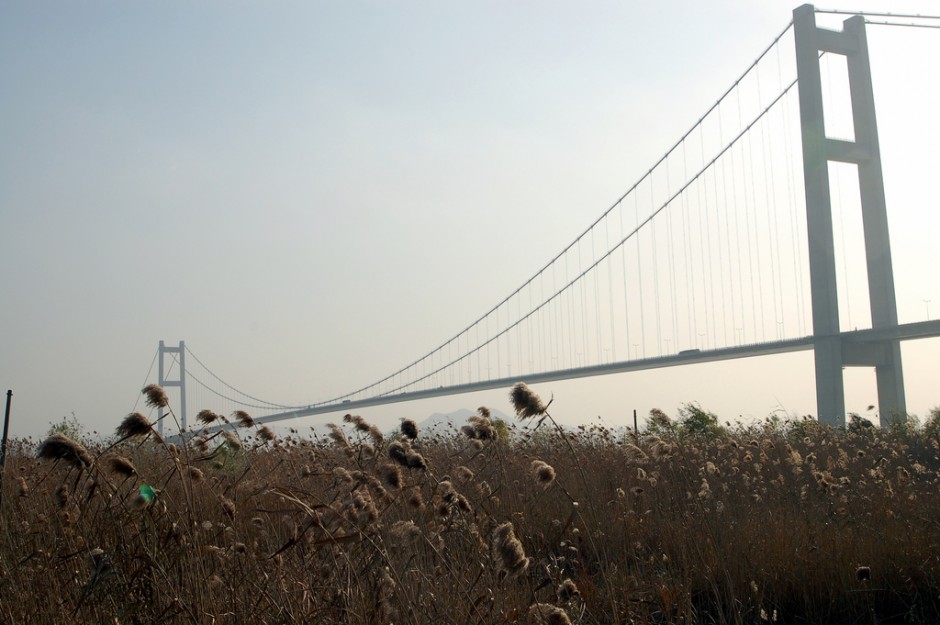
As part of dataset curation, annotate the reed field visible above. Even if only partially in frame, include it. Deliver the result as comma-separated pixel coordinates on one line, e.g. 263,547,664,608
1,383,939,624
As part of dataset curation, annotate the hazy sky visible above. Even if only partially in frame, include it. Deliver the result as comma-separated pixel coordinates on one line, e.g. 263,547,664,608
2,1,938,440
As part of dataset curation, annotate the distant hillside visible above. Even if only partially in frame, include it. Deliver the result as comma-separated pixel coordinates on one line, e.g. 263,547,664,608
417,407,513,435
292,408,514,442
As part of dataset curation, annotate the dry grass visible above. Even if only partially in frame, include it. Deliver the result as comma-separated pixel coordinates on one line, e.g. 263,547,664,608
1,388,939,624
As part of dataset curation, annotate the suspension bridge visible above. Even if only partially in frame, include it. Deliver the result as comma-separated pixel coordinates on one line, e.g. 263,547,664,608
146,5,940,434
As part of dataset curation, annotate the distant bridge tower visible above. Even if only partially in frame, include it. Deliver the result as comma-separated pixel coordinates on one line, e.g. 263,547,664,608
794,5,905,427
157,340,188,435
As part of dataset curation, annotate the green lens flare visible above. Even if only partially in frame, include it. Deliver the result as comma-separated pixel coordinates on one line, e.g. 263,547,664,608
139,485,155,502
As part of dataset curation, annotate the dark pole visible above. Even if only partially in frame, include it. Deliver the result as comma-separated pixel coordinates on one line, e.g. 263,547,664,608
633,409,638,436
0,390,11,468
0,390,11,508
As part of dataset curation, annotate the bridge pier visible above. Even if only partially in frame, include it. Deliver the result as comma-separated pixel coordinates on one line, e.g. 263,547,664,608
794,5,905,427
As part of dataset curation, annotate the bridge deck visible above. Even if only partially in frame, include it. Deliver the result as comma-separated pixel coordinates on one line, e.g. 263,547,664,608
248,319,940,426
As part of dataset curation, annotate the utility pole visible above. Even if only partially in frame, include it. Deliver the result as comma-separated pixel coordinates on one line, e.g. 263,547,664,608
0,390,12,509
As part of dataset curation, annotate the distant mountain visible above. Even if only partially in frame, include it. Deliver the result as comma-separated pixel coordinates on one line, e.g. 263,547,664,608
270,407,516,441
417,407,513,434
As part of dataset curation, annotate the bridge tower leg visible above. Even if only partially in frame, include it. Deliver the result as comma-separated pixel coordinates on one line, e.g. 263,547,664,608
157,340,188,435
793,5,905,427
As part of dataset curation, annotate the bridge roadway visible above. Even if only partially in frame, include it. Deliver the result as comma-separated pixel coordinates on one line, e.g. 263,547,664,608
239,319,940,427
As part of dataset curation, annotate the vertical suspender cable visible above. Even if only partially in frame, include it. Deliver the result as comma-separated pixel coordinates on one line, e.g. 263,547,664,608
607,214,616,362
724,101,742,345
635,191,646,357
664,163,679,349
710,116,723,347
650,174,662,355
698,125,711,346
620,199,631,358
596,229,604,362
682,141,696,348
731,88,757,343
747,74,767,340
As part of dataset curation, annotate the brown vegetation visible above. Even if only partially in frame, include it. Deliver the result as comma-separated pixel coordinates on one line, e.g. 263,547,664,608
1,386,939,624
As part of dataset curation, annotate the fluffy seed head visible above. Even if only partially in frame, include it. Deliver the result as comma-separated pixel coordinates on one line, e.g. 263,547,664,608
37,433,93,469
405,451,427,470
469,416,495,440
142,384,169,409
400,419,418,440
116,412,154,439
107,456,137,478
510,383,548,420
528,603,572,625
531,460,556,486
257,426,276,443
233,410,254,428
388,441,409,466
389,520,421,543
648,408,672,430
220,497,236,520
221,431,242,450
438,480,457,504
197,409,219,425
491,522,528,578
345,490,378,528
54,484,69,510
327,423,350,448
455,465,474,482
407,487,425,510
379,463,403,490
191,436,209,454
344,414,382,443
624,443,648,461
556,578,580,603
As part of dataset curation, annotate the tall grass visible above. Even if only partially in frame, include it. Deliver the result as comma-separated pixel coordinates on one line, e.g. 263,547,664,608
1,385,939,624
